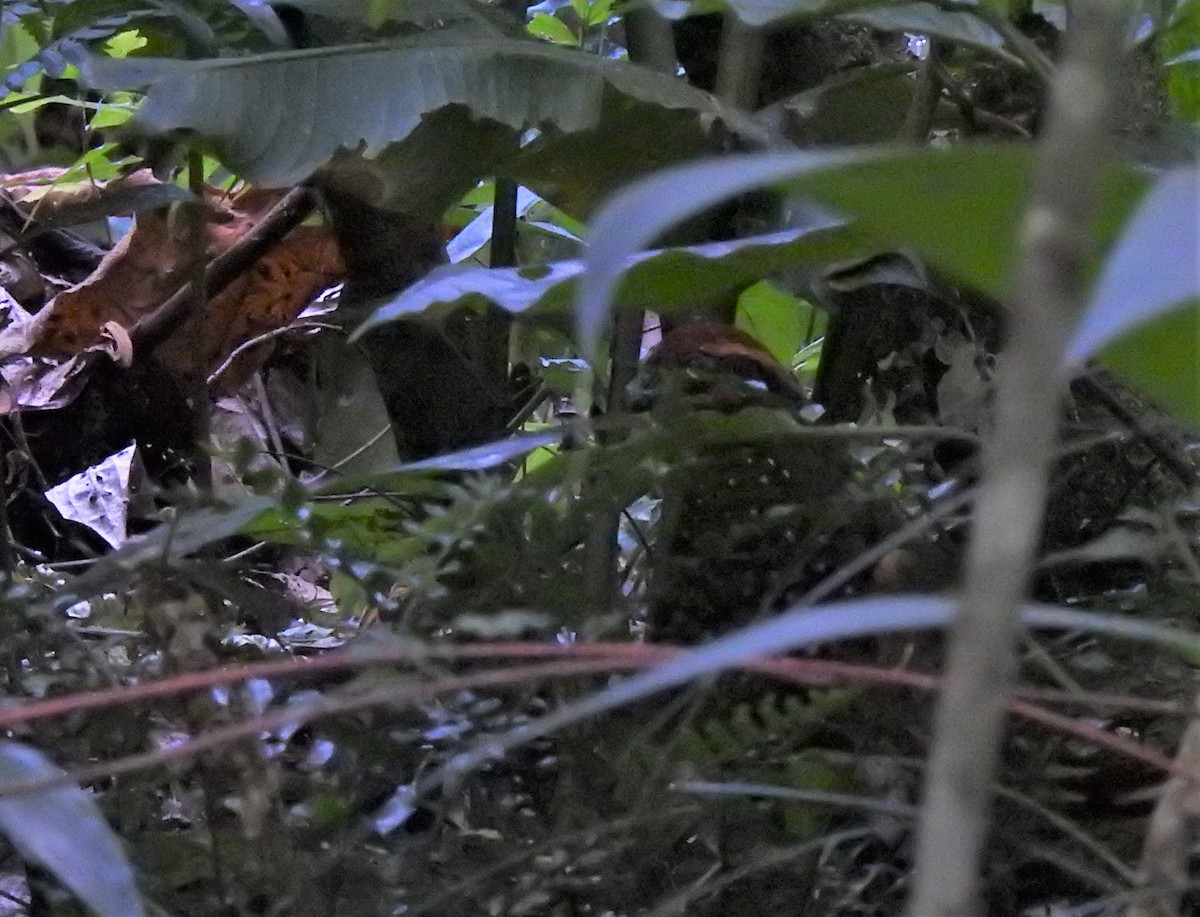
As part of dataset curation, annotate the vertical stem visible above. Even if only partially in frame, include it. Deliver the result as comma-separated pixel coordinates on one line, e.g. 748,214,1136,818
486,179,518,392
623,8,677,74
900,39,943,145
581,307,644,610
490,179,519,269
714,15,764,109
580,10,670,609
907,3,1129,916
0,453,14,587
186,150,212,491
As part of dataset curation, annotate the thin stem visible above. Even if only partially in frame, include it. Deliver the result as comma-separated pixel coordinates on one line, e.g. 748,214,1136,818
900,39,944,144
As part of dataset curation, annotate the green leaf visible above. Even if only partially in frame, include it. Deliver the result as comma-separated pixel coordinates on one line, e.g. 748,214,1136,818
837,2,1003,50
1099,304,1200,426
586,0,615,25
1,21,41,78
735,281,808,365
575,145,1148,358
0,742,146,917
104,29,148,58
395,430,564,473
527,13,580,44
1162,0,1200,119
503,88,723,216
355,223,862,335
87,101,136,129
73,32,754,195
765,62,915,147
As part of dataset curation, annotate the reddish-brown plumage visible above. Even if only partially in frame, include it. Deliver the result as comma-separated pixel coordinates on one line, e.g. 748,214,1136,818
646,321,805,402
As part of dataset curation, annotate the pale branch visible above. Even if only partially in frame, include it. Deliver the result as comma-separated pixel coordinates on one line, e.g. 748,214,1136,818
907,3,1132,915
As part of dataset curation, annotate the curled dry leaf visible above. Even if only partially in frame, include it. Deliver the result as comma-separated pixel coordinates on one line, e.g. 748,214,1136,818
99,320,133,367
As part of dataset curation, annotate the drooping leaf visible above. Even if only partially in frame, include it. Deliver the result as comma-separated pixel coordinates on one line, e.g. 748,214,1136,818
0,742,146,917
224,0,292,47
356,222,859,334
527,12,579,44
288,0,503,33
73,33,755,203
447,186,544,264
397,429,564,472
762,62,916,147
575,145,1148,358
503,88,734,217
1069,167,1200,362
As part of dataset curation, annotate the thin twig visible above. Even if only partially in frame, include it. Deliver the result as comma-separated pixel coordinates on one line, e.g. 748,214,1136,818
1073,368,1197,488
582,307,645,608
206,320,339,387
1128,692,1200,917
330,423,393,471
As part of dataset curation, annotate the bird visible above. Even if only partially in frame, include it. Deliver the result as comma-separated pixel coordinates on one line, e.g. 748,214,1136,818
626,320,806,413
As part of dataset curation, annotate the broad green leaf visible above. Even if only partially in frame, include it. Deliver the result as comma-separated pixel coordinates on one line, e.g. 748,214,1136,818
0,742,145,917
502,88,723,216
224,0,293,47
73,32,754,195
87,99,136,129
575,145,1148,358
584,0,615,26
0,21,39,77
355,223,861,335
653,0,827,25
